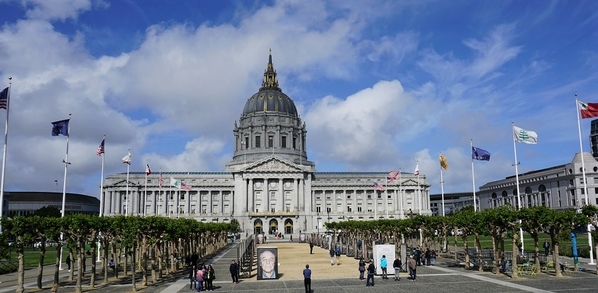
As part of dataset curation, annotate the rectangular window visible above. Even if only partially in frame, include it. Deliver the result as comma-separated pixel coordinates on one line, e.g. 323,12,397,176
293,137,297,149
255,136,261,148
316,206,321,213
245,137,249,149
281,136,287,148
268,136,274,148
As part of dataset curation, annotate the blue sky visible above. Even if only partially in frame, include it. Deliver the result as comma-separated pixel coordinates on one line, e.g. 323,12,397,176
0,0,597,199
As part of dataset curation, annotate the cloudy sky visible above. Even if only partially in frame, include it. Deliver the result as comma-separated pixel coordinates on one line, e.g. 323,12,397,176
0,0,597,199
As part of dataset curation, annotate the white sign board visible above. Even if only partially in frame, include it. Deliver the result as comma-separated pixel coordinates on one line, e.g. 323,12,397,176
373,244,396,275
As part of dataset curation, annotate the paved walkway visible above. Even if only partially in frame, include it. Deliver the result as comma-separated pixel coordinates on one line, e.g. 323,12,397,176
2,241,598,293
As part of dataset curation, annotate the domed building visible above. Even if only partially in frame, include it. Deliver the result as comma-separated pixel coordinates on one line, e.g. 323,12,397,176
101,52,431,236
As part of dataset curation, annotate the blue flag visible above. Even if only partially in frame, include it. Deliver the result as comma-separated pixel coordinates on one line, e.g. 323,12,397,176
51,119,70,136
472,146,490,161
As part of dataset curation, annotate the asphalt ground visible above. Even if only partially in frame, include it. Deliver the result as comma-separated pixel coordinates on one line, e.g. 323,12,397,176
1,241,598,293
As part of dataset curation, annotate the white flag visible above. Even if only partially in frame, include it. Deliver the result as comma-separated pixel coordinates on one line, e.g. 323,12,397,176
513,126,538,144
122,151,132,165
170,177,180,188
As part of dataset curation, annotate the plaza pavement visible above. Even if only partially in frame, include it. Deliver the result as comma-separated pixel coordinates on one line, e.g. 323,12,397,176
2,240,598,292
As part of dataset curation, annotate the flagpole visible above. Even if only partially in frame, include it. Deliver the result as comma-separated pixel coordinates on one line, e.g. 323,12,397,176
58,113,72,271
399,170,404,219
470,139,477,212
97,134,105,263
440,152,445,216
144,160,148,217
512,122,525,254
125,149,130,216
575,95,595,265
385,178,388,218
0,78,11,233
374,182,377,220
416,160,421,215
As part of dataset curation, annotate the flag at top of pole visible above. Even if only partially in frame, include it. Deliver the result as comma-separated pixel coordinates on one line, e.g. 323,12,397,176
387,170,400,183
513,125,538,144
51,119,70,136
578,100,598,119
472,146,491,161
96,138,105,156
439,155,449,170
122,151,131,165
0,87,8,109
145,163,151,175
414,163,420,176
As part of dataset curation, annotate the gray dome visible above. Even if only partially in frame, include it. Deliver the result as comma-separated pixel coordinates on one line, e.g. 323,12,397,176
242,90,298,117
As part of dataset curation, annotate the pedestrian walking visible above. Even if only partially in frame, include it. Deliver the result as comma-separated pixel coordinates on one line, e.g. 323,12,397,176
543,240,550,256
393,256,401,281
425,248,431,266
407,255,417,281
188,264,197,290
229,260,239,283
303,264,312,293
329,248,335,266
380,255,388,279
66,255,71,272
358,258,366,281
109,259,116,277
195,266,204,292
310,242,314,254
206,264,215,291
366,261,376,287
334,246,341,265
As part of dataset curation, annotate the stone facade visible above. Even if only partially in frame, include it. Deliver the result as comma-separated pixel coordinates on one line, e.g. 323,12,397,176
102,52,431,236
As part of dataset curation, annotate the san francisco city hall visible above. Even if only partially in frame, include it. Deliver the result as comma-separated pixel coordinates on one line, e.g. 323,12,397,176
101,53,431,236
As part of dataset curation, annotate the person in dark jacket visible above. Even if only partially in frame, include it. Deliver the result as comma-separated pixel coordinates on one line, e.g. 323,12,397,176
366,261,376,287
206,264,215,291
358,258,366,281
393,257,402,281
229,260,239,283
188,264,197,290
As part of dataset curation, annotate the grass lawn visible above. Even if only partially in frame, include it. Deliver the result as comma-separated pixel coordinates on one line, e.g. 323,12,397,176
4,244,93,269
451,233,588,253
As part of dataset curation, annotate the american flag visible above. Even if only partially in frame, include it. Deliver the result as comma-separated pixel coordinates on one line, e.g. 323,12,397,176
159,173,164,188
0,87,8,110
373,182,384,191
181,181,192,191
96,138,105,156
387,171,400,183
145,163,151,176
414,164,420,176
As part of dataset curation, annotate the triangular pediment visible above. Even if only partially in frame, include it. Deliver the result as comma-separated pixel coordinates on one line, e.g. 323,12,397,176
400,179,420,186
246,156,302,173
105,179,142,188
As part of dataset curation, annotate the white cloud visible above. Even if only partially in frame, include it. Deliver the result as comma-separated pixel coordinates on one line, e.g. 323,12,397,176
22,0,94,21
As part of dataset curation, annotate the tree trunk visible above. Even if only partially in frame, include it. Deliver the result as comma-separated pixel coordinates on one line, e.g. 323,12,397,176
90,241,97,288
37,241,46,288
53,244,61,285
16,238,25,293
103,240,110,284
123,247,128,276
131,243,137,292
68,249,74,281
75,241,83,293
511,235,519,279
553,242,562,277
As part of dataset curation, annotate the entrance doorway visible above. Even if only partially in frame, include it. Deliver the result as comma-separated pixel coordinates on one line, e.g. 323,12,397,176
269,219,278,234
254,219,263,235
284,219,293,234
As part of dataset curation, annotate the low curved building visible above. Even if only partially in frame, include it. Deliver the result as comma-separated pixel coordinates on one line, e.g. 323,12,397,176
5,191,99,217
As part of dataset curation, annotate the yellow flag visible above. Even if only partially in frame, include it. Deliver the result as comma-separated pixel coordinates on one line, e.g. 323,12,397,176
439,155,449,170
